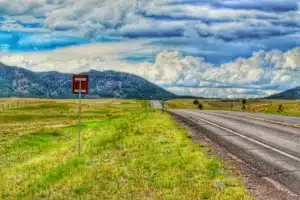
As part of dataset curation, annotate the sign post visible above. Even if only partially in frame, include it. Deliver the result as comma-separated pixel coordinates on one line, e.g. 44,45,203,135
72,75,89,155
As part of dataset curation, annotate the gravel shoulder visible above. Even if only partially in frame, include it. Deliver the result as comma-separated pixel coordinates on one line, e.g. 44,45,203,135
170,112,300,200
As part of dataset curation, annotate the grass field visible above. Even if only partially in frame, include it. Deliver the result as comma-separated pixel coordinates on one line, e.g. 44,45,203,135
0,98,251,200
166,99,300,117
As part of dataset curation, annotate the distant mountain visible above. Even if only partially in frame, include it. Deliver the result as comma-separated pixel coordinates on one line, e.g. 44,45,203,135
0,63,177,99
266,87,300,100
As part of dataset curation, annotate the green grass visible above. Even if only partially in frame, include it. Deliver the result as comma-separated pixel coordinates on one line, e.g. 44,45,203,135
0,98,146,141
166,99,300,117
0,99,251,199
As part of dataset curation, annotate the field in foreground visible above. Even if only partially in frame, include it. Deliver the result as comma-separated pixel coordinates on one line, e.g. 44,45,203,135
166,99,300,117
0,99,251,200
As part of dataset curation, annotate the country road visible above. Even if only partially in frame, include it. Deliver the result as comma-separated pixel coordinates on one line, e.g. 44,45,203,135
150,100,300,195
149,100,163,109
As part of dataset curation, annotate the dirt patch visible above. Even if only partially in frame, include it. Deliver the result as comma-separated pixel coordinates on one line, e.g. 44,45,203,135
170,113,300,200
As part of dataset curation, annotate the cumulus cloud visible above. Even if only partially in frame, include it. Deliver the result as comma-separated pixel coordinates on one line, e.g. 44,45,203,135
1,0,300,98
0,0,300,41
0,40,151,72
1,42,300,98
0,0,300,66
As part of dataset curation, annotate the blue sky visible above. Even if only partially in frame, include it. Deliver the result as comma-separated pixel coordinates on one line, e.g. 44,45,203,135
0,0,300,98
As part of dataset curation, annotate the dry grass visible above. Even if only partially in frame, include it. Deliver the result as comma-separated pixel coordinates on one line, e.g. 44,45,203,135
166,99,300,117
0,98,251,200
0,98,146,141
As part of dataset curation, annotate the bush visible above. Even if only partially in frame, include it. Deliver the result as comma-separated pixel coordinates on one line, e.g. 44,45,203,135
242,105,246,111
241,99,247,111
193,100,199,105
198,103,203,110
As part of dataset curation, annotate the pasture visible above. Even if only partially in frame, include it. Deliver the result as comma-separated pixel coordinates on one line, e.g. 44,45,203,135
0,98,250,200
166,99,300,117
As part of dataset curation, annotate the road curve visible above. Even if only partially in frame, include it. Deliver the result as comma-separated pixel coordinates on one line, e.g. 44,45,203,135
167,109,300,195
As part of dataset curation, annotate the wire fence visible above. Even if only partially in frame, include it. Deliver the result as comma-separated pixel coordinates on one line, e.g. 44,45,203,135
0,99,43,110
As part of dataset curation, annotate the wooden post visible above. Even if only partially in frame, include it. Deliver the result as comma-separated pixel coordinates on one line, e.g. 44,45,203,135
77,81,82,156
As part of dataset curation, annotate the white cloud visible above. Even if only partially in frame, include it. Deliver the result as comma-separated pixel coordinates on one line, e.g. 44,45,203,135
0,40,152,72
1,0,300,41
143,4,277,20
0,42,300,98
0,0,300,99
166,87,281,99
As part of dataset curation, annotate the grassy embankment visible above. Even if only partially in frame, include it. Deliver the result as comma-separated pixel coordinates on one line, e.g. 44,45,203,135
0,98,251,199
166,99,300,117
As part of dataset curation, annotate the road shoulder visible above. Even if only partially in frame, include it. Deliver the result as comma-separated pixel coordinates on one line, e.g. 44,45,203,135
169,112,300,200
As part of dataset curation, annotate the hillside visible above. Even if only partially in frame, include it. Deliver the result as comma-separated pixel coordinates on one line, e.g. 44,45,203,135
266,87,300,100
0,63,176,99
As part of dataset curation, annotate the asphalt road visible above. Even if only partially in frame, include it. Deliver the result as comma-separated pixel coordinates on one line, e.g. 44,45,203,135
212,110,300,126
149,100,163,109
150,101,300,195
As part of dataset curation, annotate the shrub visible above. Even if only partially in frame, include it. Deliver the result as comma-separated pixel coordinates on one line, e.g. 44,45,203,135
193,100,199,105
242,105,246,111
198,103,203,110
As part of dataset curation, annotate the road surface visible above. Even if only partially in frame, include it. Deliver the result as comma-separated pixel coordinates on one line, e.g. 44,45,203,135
149,100,163,109
150,100,300,195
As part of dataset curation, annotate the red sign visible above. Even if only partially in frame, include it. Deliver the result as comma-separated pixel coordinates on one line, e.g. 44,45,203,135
72,74,89,94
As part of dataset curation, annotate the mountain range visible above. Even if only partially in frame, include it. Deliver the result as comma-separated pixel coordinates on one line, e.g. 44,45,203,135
266,87,300,100
0,63,176,99
1,62,300,100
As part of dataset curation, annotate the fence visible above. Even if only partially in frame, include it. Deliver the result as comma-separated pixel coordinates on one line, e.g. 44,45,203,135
0,99,42,110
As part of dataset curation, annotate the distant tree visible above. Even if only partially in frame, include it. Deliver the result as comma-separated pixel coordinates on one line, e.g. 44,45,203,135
242,99,247,105
193,100,200,105
198,103,203,110
241,99,247,111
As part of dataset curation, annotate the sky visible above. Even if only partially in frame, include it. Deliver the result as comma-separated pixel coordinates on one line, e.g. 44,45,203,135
0,0,300,98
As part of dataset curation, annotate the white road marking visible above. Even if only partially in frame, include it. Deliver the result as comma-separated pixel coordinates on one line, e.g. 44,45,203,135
174,110,300,163
246,116,300,129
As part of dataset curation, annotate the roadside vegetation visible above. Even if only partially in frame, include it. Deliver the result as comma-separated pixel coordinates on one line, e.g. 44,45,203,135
0,98,251,199
166,99,300,117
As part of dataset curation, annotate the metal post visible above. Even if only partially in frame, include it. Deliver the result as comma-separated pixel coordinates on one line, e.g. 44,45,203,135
77,81,82,156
